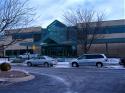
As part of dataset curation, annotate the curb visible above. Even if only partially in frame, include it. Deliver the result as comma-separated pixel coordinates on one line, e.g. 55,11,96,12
0,75,35,83
0,70,35,83
10,63,26,66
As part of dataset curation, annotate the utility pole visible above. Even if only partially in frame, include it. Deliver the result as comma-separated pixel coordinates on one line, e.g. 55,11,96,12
26,46,29,60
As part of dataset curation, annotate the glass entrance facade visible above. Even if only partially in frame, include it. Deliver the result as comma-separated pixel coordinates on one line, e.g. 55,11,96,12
41,45,77,57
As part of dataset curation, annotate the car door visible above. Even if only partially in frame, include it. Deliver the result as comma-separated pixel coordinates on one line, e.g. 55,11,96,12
32,57,43,65
31,58,39,64
84,55,96,66
38,56,46,65
78,55,88,66
78,55,96,66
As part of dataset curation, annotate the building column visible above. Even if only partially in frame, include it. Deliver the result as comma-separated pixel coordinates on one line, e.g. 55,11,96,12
105,42,109,55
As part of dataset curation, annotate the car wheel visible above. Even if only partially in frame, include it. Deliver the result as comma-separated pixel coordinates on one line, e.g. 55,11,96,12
44,62,49,67
72,62,79,67
96,62,103,68
27,62,32,67
34,65,38,66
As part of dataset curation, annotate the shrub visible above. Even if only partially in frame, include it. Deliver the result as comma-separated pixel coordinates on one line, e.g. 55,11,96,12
0,63,11,71
119,58,125,67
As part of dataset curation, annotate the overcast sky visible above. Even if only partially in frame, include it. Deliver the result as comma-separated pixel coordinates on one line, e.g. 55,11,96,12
29,0,125,28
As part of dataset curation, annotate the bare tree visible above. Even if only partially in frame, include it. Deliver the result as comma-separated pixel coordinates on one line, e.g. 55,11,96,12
0,0,35,56
64,8,104,54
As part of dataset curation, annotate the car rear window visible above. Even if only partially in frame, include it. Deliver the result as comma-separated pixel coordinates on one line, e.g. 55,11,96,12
85,55,104,59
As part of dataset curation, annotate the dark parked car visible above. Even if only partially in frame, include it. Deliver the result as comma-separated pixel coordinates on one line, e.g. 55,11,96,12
11,57,26,63
119,58,125,66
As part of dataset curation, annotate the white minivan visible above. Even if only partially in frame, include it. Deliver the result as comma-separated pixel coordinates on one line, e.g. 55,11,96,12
70,54,108,67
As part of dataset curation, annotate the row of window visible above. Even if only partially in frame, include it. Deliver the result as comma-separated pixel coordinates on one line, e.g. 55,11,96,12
78,55,104,59
12,25,125,44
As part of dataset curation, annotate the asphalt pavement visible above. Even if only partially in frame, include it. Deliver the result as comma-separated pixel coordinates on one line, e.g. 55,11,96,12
0,65,125,93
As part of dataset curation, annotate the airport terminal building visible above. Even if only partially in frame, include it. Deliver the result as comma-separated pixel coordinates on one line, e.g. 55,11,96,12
1,19,125,57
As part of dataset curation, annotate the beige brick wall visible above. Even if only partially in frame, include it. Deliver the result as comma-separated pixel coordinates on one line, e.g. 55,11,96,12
88,43,125,57
5,39,33,50
77,43,125,57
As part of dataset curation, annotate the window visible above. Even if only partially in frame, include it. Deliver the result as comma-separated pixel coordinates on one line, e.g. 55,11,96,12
85,55,104,59
78,55,85,59
33,34,41,42
38,56,45,59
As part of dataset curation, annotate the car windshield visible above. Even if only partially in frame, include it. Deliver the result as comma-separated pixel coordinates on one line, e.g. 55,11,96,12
45,56,53,60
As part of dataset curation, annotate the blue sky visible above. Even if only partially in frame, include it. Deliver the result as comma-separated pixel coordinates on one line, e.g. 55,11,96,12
29,0,125,27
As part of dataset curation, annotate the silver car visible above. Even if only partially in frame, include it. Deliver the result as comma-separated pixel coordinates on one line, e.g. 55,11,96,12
70,54,108,67
25,56,57,67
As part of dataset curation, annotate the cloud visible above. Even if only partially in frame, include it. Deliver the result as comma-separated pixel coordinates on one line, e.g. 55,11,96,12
91,0,125,20
29,0,125,27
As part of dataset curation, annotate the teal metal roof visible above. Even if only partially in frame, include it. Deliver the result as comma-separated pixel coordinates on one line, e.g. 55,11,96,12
47,20,66,29
41,20,67,43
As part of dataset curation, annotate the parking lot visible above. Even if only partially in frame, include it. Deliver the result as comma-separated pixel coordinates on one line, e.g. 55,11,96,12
0,63,125,93
0,57,125,93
